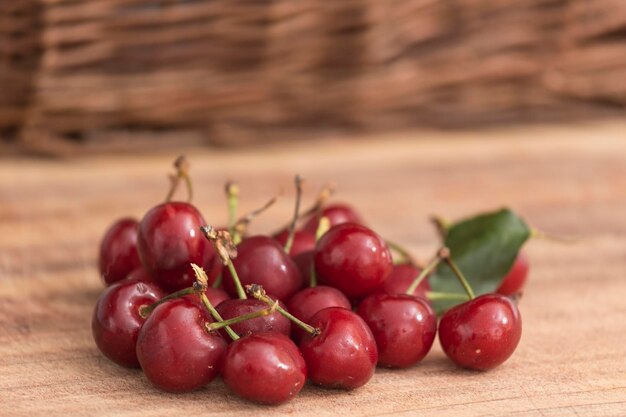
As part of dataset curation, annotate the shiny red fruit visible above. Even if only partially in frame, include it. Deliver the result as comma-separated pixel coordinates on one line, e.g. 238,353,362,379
222,333,306,404
293,250,314,285
299,307,377,389
273,229,316,257
222,236,303,301
136,295,227,392
357,293,436,368
302,203,363,234
204,287,231,307
496,252,530,296
99,218,142,285
438,293,522,370
315,223,392,298
287,286,351,341
137,202,218,292
92,278,164,367
378,263,430,299
126,266,156,284
216,298,291,339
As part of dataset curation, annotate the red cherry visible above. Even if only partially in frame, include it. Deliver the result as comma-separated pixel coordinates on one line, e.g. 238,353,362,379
222,333,306,404
299,307,377,389
315,223,392,299
126,266,156,284
98,218,142,285
293,250,314,285
439,293,522,370
222,236,303,301
496,252,529,296
216,298,291,339
273,229,316,257
204,287,231,307
136,295,227,392
378,263,431,298
137,202,218,292
357,293,436,368
302,203,363,234
286,286,351,341
92,278,164,367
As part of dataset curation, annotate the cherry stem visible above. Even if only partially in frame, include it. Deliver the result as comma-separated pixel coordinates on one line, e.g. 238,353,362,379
232,195,278,244
426,291,470,301
531,227,580,244
205,301,278,332
385,240,421,267
284,175,304,254
190,263,239,341
440,248,476,300
298,183,335,221
309,217,329,288
211,273,223,289
225,182,239,236
138,287,196,319
431,215,451,241
247,284,320,336
164,155,193,203
405,253,442,295
200,225,247,300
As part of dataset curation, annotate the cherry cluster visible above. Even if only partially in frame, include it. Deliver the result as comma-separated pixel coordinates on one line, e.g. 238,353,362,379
93,158,528,405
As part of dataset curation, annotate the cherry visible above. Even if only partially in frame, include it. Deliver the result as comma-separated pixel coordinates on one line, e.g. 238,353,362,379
205,287,231,307
357,293,436,368
126,266,156,284
287,286,351,341
293,250,315,285
496,252,529,296
222,236,304,301
378,263,430,299
216,298,291,339
299,307,377,389
98,218,142,285
222,333,306,404
302,203,363,234
136,295,227,392
315,223,392,299
137,202,218,292
273,229,316,257
438,293,522,370
92,278,164,367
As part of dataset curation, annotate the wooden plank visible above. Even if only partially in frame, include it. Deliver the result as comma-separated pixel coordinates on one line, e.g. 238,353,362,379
1,121,626,416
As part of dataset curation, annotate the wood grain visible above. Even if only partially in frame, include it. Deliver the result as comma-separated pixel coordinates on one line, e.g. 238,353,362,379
1,122,626,416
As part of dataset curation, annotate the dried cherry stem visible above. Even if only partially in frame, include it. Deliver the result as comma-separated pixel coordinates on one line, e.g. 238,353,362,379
205,301,278,332
284,175,304,254
200,225,246,299
426,291,470,302
431,215,451,241
440,247,476,300
225,182,239,236
190,263,239,341
405,252,443,295
386,240,421,267
232,194,278,244
164,155,193,202
247,284,320,337
138,287,196,319
309,216,330,288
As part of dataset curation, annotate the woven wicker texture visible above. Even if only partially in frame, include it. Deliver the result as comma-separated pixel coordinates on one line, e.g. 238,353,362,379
1,0,625,154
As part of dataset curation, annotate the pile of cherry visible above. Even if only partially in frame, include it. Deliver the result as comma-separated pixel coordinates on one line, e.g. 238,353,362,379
93,158,529,405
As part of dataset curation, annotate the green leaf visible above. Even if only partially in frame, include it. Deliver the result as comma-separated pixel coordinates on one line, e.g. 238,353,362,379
430,208,531,314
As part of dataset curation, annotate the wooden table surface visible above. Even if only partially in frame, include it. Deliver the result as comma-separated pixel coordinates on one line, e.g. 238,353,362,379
1,122,626,417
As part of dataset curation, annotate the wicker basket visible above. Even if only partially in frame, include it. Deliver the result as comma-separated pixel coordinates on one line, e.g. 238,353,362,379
1,0,625,155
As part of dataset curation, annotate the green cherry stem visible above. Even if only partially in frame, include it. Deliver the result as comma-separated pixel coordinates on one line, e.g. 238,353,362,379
225,182,239,237
205,302,277,332
211,273,223,289
441,249,476,300
138,287,196,319
284,175,304,254
405,254,442,295
190,263,239,341
247,284,320,336
309,216,330,288
200,226,247,299
426,291,470,302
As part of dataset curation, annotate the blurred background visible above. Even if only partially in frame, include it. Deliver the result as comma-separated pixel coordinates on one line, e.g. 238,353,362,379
1,0,625,156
